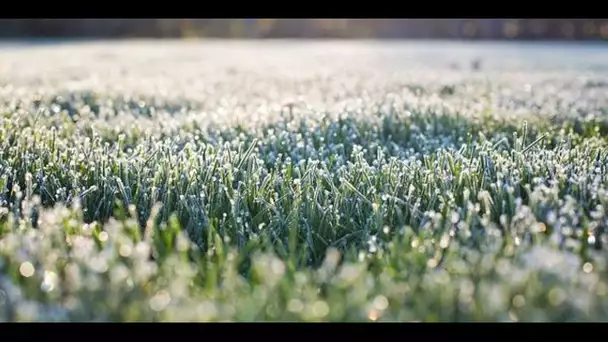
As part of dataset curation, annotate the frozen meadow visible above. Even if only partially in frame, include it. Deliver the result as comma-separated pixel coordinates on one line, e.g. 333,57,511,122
0,40,607,321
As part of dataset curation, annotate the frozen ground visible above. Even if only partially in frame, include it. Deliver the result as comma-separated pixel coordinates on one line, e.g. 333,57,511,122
0,40,607,321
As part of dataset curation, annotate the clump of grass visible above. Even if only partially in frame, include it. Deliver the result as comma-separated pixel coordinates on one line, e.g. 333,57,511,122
0,41,608,321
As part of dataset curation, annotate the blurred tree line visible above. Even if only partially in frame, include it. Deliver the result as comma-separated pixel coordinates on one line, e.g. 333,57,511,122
1,19,607,40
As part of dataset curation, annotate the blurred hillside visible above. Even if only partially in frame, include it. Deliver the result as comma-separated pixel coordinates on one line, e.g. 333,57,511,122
1,19,607,40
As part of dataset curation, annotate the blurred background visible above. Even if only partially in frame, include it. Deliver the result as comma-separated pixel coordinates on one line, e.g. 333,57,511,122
0,19,607,40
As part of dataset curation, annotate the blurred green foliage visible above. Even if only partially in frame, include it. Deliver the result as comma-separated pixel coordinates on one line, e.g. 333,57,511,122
0,19,607,40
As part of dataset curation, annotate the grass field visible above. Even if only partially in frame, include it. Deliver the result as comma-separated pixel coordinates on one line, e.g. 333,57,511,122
0,40,608,322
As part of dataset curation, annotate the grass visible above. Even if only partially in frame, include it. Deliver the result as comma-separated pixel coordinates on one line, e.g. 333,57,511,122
0,40,608,321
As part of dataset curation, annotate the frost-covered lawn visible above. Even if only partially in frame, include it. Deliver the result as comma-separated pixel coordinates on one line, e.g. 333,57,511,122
0,40,607,321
